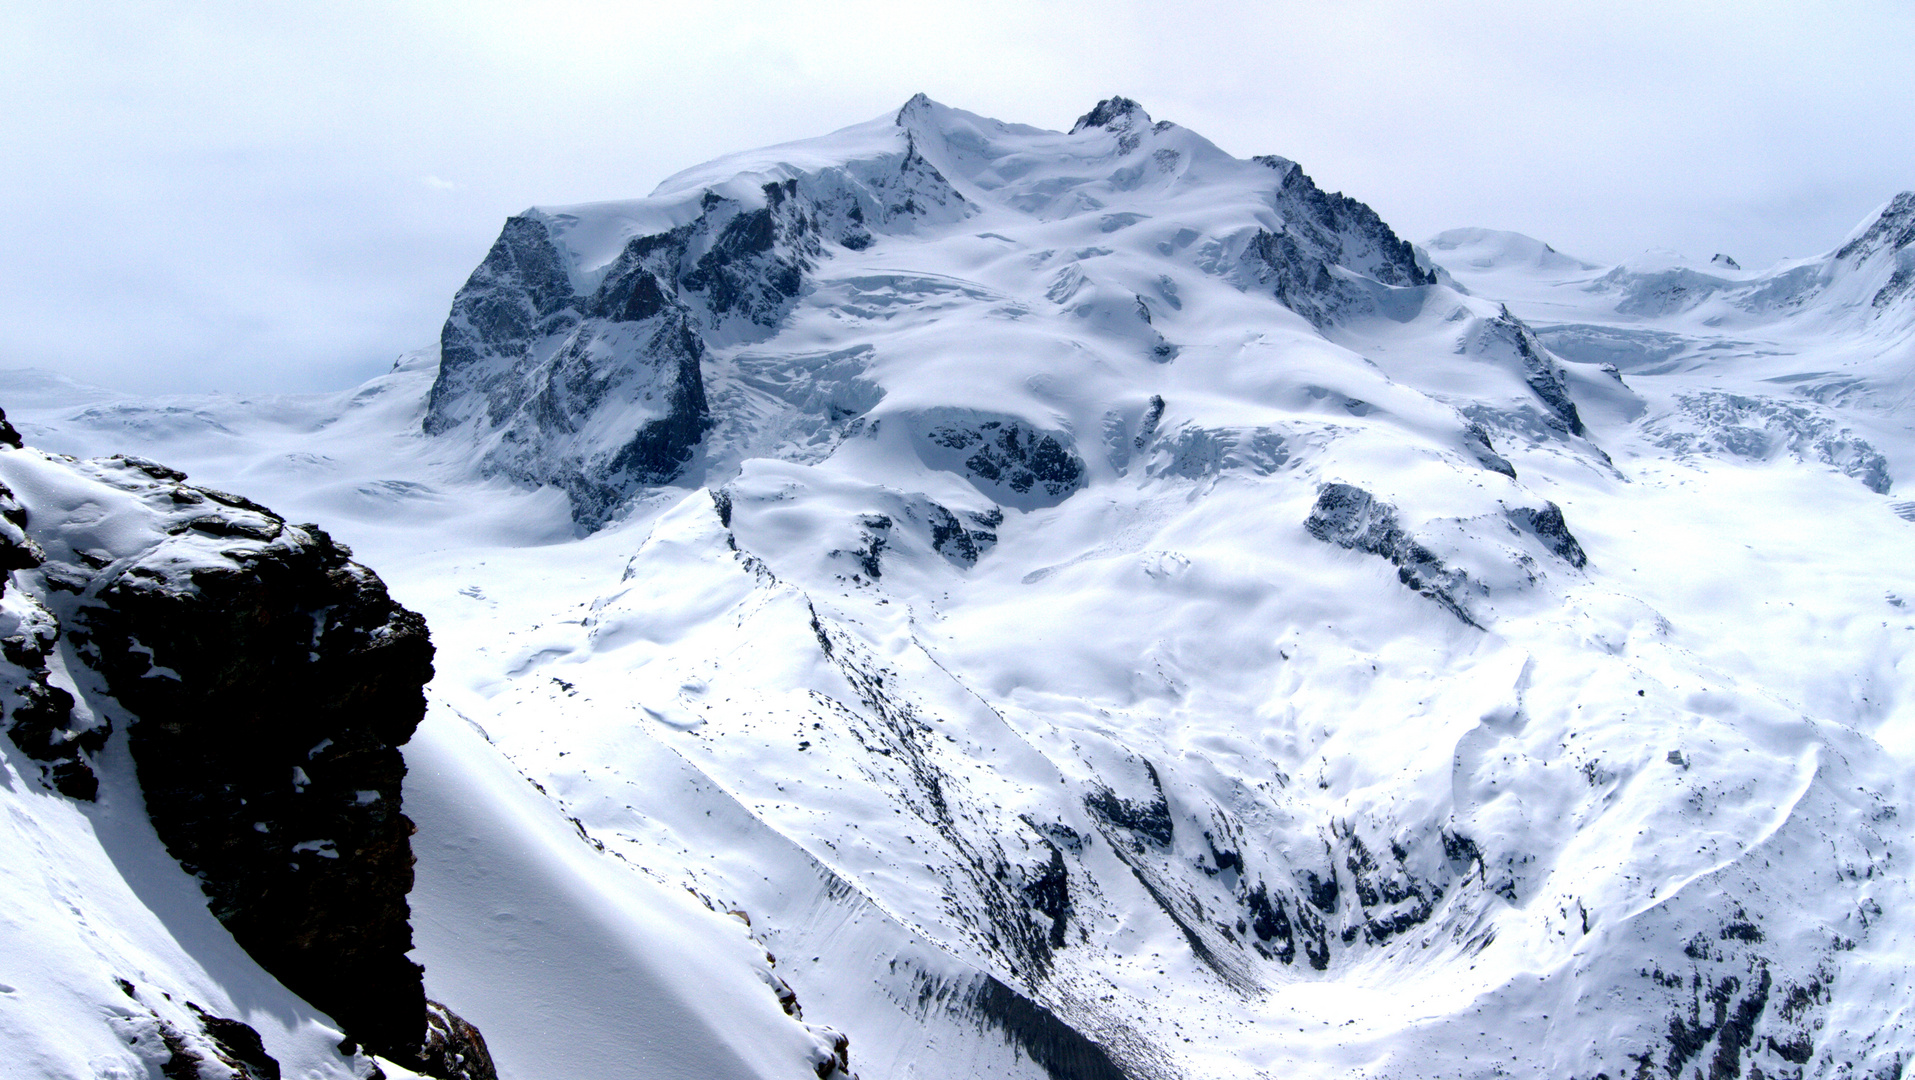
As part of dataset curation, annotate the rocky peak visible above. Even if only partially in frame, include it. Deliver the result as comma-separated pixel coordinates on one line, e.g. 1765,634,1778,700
1239,158,1437,326
420,96,1536,534
1069,96,1151,134
894,91,937,127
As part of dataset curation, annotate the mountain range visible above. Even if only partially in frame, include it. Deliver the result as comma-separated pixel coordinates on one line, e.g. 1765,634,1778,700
4,95,1914,1080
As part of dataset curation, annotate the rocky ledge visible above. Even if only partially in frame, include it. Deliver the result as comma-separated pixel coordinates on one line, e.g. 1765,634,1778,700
0,412,492,1079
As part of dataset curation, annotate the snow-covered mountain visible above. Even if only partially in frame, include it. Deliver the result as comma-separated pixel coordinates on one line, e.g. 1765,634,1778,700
1427,195,1915,496
7,97,1915,1080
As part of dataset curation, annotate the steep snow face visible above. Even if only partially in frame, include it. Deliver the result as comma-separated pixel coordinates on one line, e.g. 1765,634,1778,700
12,98,1915,1080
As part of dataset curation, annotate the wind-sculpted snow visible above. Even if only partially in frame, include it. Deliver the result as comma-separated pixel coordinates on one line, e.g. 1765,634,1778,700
14,98,1915,1080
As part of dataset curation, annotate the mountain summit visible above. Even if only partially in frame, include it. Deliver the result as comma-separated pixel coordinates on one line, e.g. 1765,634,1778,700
1069,95,1152,133
422,95,1542,529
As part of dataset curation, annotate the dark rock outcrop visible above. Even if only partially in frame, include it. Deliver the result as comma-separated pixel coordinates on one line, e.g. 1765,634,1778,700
79,503,438,1064
0,437,492,1078
1465,422,1517,479
1852,192,1915,313
1475,308,1587,437
1070,96,1151,135
425,178,829,529
910,972,1132,1080
917,416,1086,509
179,1004,282,1080
0,415,103,799
1835,191,1915,266
1083,761,1173,849
1305,483,1478,626
0,550,98,797
426,211,721,528
924,504,1001,567
418,1000,498,1080
1505,501,1588,568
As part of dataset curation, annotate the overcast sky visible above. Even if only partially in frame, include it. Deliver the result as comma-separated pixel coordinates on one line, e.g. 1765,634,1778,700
6,1,1913,394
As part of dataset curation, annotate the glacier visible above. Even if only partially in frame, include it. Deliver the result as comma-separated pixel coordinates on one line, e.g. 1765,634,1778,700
6,95,1915,1080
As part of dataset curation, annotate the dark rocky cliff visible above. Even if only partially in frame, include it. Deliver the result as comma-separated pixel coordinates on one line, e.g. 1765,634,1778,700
425,180,823,529
0,419,492,1079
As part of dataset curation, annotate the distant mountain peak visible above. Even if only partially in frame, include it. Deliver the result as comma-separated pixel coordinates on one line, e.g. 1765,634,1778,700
1069,96,1151,134
894,91,939,127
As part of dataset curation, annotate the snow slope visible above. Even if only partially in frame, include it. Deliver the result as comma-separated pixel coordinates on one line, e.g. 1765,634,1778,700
8,97,1915,1079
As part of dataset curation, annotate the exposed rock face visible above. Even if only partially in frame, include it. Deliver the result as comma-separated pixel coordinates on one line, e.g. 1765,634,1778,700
924,503,1000,567
1505,501,1588,568
425,208,723,528
424,119,982,532
1241,156,1437,328
116,998,282,1080
78,492,434,1062
0,590,95,798
1835,191,1915,307
423,95,1477,531
944,974,1129,1080
418,1001,497,1080
1304,482,1478,626
912,413,1087,510
0,433,492,1078
1474,308,1587,437
1069,95,1151,136
0,415,102,799
1465,422,1518,478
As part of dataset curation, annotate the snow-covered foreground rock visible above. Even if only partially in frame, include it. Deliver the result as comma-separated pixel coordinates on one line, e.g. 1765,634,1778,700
8,97,1915,1079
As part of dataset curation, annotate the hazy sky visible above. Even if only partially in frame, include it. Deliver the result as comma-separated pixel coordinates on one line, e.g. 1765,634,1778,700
6,1,1913,394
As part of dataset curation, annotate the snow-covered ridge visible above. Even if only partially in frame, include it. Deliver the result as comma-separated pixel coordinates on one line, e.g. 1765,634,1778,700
1426,190,1915,492
1427,191,1915,337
